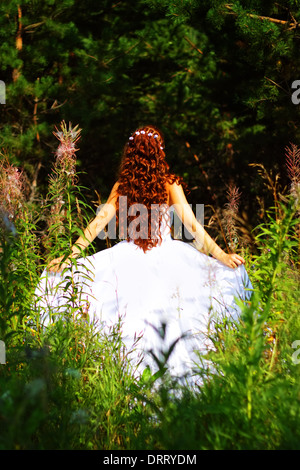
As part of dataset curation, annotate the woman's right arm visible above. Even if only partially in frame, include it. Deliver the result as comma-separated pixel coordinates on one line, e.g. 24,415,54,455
48,182,119,272
168,182,245,269
69,182,119,258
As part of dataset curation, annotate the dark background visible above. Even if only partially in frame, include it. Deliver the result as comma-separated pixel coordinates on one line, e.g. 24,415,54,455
1,0,299,241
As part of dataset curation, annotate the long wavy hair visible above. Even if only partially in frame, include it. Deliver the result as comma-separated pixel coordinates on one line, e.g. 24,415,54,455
116,125,184,252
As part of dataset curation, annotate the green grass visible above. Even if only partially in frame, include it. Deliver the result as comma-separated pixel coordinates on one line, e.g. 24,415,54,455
0,137,299,450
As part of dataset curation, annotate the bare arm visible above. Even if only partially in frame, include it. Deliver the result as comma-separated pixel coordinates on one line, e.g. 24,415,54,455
69,182,119,258
168,182,245,269
48,182,119,272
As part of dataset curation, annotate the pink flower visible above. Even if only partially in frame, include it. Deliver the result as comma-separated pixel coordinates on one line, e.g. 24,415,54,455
56,141,76,159
0,157,27,219
52,120,81,179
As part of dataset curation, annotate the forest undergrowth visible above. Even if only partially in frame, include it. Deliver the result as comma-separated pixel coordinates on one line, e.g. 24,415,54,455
0,122,299,450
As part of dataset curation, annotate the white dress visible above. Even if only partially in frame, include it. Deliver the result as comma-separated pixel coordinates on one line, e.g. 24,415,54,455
35,215,252,384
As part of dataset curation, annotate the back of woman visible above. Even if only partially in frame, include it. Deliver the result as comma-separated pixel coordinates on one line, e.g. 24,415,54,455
116,125,183,251
35,124,252,387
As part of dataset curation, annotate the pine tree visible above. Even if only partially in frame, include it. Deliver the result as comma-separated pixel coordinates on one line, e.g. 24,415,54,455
0,0,299,230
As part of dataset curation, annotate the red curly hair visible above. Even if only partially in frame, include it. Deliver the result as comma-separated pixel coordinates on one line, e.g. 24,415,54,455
116,125,184,252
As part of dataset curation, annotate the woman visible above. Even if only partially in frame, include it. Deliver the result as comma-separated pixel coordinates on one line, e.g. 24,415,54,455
36,125,252,382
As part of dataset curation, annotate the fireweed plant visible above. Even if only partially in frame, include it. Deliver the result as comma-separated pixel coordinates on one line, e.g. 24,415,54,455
0,156,40,340
37,121,96,324
0,125,299,450
0,122,147,450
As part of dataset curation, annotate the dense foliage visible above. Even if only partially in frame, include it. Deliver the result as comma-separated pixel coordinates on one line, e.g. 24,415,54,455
1,1,300,220
0,121,299,450
0,0,300,451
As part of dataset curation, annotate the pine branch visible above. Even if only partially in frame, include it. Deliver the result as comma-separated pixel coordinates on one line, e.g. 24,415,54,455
264,77,290,96
16,4,22,50
224,4,299,30
13,5,23,82
183,36,203,56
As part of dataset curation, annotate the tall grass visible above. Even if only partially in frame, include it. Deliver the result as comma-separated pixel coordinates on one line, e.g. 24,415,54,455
0,126,299,449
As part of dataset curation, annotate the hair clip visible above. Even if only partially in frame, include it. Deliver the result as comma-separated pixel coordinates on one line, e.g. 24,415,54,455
135,131,140,136
154,134,158,139
148,133,153,137
141,130,145,134
129,136,134,140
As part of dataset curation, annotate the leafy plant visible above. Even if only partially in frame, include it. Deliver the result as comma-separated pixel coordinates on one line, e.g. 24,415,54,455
0,127,299,450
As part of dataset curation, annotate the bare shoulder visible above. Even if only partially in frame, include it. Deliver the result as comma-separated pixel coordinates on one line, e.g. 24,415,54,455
166,179,182,192
112,181,120,192
167,180,186,206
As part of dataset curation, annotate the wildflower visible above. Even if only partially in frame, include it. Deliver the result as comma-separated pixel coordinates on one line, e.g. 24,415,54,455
52,120,81,181
56,141,76,159
285,143,300,211
222,183,242,250
0,157,27,223
46,121,82,234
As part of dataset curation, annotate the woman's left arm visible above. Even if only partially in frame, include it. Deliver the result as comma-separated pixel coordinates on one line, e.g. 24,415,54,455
168,182,245,269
